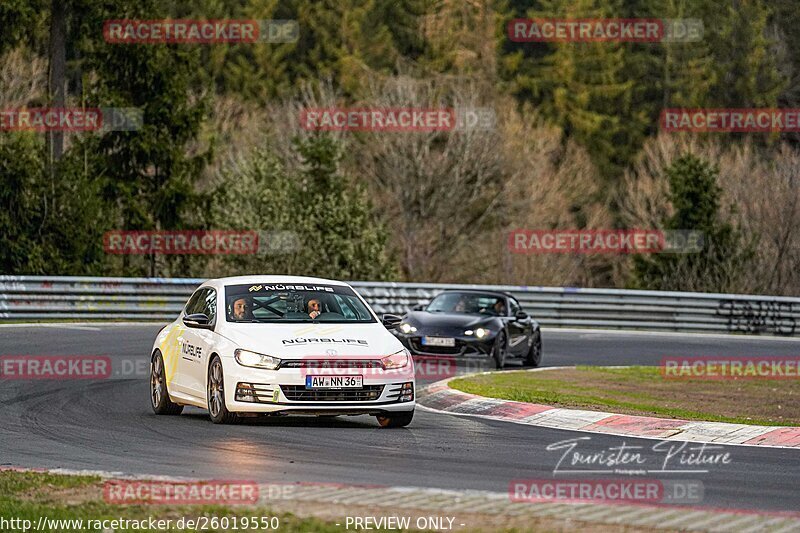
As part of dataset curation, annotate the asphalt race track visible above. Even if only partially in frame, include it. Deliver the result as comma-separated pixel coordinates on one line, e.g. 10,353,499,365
1,324,799,513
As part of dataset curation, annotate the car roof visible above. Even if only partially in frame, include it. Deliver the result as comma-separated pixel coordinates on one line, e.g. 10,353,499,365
438,289,513,299
200,275,351,289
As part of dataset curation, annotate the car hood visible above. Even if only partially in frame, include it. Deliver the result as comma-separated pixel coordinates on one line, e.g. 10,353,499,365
403,311,495,329
217,321,404,357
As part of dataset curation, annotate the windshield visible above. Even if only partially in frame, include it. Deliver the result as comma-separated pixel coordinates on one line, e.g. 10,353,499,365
224,283,375,323
426,292,506,316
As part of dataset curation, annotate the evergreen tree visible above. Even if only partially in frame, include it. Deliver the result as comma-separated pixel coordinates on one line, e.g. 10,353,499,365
75,0,211,276
702,0,785,108
499,0,648,180
0,133,47,273
293,135,397,280
210,135,398,280
0,132,108,275
631,154,753,292
188,0,429,101
0,0,43,53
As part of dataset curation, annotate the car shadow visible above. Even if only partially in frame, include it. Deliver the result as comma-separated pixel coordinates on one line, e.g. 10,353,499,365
180,411,384,429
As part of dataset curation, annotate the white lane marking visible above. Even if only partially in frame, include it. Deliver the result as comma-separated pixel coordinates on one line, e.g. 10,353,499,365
37,324,101,331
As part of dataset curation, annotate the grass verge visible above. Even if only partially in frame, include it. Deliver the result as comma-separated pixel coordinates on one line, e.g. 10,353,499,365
0,470,682,533
0,471,355,532
448,366,800,426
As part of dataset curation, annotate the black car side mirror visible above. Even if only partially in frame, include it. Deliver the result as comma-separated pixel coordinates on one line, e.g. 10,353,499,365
183,313,212,329
515,310,529,320
381,313,403,329
412,303,426,311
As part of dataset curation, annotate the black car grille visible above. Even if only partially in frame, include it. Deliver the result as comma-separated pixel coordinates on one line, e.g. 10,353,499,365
280,385,385,402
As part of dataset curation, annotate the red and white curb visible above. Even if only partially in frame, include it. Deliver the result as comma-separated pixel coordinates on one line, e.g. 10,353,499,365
417,368,800,449
3,466,800,532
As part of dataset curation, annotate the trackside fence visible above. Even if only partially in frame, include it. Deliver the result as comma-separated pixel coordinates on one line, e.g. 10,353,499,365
0,276,798,336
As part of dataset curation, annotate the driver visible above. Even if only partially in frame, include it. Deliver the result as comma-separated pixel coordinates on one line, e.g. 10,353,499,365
493,300,506,316
307,298,322,319
231,297,252,320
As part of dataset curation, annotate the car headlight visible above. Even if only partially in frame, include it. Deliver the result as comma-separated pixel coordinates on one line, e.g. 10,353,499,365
465,328,491,338
381,349,410,370
398,323,417,334
234,349,281,370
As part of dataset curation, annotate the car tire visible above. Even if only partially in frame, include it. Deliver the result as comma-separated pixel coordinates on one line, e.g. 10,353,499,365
492,331,508,369
524,331,543,367
376,409,414,428
207,355,239,425
150,351,183,416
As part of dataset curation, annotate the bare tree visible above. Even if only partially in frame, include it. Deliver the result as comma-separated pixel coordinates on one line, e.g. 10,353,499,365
618,133,800,295
0,48,47,108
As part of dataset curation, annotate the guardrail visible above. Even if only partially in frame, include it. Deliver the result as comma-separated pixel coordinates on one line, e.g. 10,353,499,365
1,276,798,335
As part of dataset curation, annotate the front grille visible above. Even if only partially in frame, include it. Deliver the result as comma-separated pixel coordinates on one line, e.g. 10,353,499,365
279,359,382,369
280,384,384,402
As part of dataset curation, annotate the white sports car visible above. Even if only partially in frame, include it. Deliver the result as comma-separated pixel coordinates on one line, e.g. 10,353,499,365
149,276,415,427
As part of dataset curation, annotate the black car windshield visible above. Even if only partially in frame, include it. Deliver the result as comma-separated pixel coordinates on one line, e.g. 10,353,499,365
426,292,506,316
225,283,375,323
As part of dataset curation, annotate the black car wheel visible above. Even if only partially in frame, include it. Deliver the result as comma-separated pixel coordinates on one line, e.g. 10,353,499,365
524,331,543,367
150,351,183,415
492,331,508,369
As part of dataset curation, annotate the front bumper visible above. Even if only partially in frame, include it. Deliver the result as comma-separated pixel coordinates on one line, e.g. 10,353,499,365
222,358,415,414
394,333,494,358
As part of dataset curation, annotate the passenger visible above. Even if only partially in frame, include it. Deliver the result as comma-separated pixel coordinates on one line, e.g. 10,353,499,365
231,297,251,320
493,300,506,316
307,298,322,319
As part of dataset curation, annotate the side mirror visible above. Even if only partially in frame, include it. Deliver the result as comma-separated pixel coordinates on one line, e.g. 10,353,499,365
515,311,529,320
381,313,403,329
412,303,426,311
183,313,212,329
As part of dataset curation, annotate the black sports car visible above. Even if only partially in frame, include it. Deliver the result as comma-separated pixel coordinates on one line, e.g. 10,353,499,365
393,290,542,369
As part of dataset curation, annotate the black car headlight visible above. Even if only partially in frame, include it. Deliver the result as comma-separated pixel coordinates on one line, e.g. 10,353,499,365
398,322,417,334
464,328,492,339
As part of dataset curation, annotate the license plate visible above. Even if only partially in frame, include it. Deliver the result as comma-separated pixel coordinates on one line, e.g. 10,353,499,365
305,375,363,389
422,336,455,347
